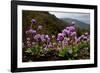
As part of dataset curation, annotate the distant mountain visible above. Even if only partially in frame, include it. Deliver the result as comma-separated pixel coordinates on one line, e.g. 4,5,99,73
60,18,90,29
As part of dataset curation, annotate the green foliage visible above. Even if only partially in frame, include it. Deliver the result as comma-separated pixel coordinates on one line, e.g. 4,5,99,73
25,42,90,60
58,47,67,57
58,41,90,59
72,45,79,53
78,41,90,50
25,45,44,57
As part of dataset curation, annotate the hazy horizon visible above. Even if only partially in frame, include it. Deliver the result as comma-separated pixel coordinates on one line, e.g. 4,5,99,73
49,12,90,24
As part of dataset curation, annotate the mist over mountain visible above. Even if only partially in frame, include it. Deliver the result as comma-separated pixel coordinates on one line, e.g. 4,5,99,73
60,18,90,29
49,12,90,24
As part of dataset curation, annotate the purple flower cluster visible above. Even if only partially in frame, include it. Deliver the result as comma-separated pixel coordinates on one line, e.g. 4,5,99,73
26,28,36,35
56,23,90,48
33,34,50,43
31,19,36,24
57,33,64,41
57,25,76,46
61,26,76,38
77,32,90,43
25,19,90,50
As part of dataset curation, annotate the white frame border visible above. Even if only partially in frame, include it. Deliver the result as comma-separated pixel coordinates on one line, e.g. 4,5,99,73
17,5,94,68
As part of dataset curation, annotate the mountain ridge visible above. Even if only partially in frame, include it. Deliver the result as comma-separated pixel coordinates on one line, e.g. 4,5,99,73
60,18,90,29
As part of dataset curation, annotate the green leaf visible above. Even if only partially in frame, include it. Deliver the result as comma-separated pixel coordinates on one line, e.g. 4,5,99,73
25,48,32,53
58,47,67,57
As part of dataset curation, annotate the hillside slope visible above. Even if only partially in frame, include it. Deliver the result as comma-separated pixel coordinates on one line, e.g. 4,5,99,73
22,11,68,35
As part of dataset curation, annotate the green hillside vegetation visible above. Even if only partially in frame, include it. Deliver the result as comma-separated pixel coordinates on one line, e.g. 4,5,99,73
22,10,67,36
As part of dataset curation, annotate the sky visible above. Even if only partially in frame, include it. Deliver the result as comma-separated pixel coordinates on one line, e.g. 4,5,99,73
49,12,90,24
